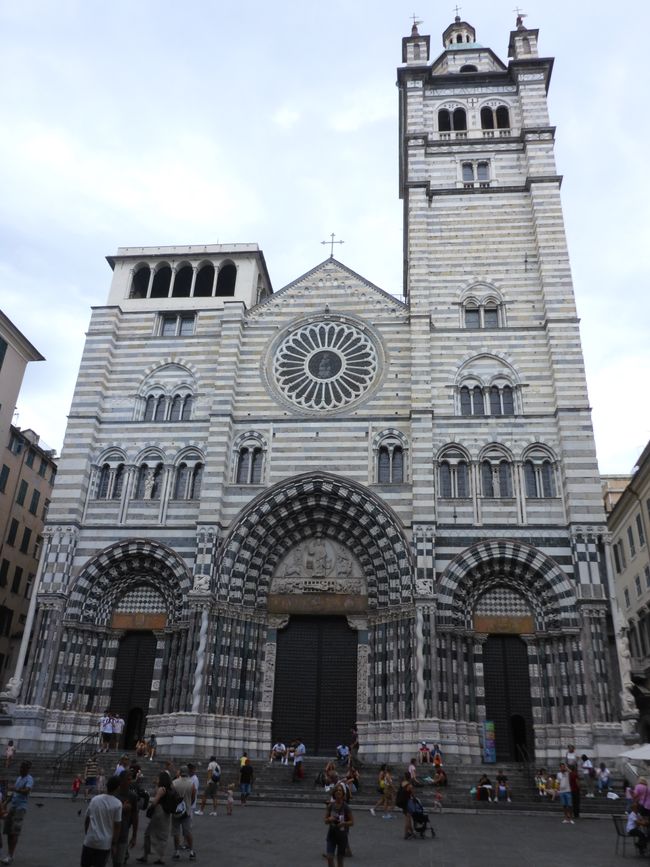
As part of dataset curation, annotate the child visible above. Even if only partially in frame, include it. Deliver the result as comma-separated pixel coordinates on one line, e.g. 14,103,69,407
4,740,15,768
226,783,234,816
71,774,82,800
96,768,106,794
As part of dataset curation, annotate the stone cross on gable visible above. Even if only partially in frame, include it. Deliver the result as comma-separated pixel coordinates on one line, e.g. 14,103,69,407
321,233,345,259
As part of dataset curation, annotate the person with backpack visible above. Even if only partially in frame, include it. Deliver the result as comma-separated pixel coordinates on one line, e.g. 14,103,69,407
195,756,220,816
171,766,196,861
136,771,173,864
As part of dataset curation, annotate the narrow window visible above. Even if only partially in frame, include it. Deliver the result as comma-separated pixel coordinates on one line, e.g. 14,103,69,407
378,447,390,483
216,264,237,296
25,450,35,468
97,464,111,499
7,519,18,546
16,480,28,506
0,465,9,494
169,396,182,422
481,462,494,497
619,540,627,569
614,545,622,573
541,461,555,497
194,264,215,297
181,396,193,421
462,162,474,184
636,574,643,597
477,162,489,182
29,489,40,515
172,265,193,298
456,34,463,43
453,108,467,131
179,315,195,336
496,105,510,129
392,447,404,483
174,464,190,499
38,458,47,478
0,561,8,586
161,315,177,337
460,387,472,416
144,396,156,421
624,588,631,608
11,566,22,595
489,386,502,416
190,464,203,499
498,461,513,498
480,107,494,129
440,462,452,498
438,109,451,132
251,448,263,484
465,307,480,328
637,514,646,546
19,527,31,554
236,449,251,484
472,385,484,416
628,526,636,558
151,265,172,298
457,461,469,497
112,465,124,500
524,461,537,497
502,386,514,416
153,396,166,422
483,306,498,328
645,565,650,589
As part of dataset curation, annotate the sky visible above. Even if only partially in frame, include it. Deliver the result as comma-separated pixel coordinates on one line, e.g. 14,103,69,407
0,1,648,473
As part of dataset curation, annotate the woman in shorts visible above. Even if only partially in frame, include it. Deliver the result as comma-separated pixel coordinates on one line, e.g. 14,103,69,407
324,783,353,867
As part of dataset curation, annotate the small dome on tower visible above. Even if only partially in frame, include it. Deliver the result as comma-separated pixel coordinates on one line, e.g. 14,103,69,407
442,15,477,48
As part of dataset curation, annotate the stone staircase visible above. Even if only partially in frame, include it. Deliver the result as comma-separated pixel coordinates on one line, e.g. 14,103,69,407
10,748,626,818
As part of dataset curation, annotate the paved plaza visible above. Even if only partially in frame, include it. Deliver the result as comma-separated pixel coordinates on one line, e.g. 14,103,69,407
1,797,632,867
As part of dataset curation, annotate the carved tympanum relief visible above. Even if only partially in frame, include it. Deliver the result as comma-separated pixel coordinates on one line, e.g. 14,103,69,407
271,538,365,595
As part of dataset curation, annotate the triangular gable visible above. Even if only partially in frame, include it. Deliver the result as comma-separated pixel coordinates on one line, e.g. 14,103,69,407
248,257,407,320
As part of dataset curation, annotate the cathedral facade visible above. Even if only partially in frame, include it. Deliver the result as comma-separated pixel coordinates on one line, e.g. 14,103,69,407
7,16,628,762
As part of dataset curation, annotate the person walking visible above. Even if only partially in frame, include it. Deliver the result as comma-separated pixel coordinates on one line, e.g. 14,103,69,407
1,760,34,865
171,766,196,862
81,775,122,867
239,758,254,805
556,762,574,824
136,771,173,865
324,783,353,867
113,771,139,867
84,755,101,803
195,756,220,816
568,764,580,820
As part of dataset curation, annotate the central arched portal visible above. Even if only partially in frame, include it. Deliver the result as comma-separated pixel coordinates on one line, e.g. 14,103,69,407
110,631,157,748
483,634,534,761
272,616,358,755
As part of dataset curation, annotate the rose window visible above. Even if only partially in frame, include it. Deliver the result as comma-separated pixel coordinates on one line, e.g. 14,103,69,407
273,321,379,410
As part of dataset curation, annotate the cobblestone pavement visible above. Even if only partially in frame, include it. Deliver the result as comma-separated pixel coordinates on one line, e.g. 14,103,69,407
5,798,629,867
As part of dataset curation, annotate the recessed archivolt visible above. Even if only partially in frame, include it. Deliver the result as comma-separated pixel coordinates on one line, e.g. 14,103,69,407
455,353,519,387
67,538,193,626
217,472,413,610
437,539,578,630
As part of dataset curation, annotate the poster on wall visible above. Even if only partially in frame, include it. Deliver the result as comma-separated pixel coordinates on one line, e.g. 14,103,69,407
483,720,496,763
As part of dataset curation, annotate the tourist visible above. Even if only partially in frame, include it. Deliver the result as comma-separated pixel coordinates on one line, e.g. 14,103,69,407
4,742,15,769
626,802,649,854
146,734,157,762
135,738,147,759
477,773,493,802
534,768,548,798
565,744,577,767
268,741,287,764
99,712,113,753
171,765,196,862
343,765,360,796
634,775,650,817
556,762,574,824
431,743,443,768
395,772,413,838
81,775,122,867
195,755,220,815
323,760,338,787
1,760,33,865
114,755,129,777
226,784,234,816
324,783,353,867
370,764,394,818
495,770,512,802
292,738,306,782
239,757,254,805
187,764,200,816
407,758,422,787
113,771,138,867
432,767,447,787
84,755,101,802
336,743,350,766
596,762,611,794
136,770,173,864
112,715,125,751
72,774,83,800
239,751,248,768
580,754,594,783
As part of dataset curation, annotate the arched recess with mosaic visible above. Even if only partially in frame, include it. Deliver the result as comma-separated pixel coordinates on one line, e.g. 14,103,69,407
431,540,614,760
23,539,195,724
200,472,416,737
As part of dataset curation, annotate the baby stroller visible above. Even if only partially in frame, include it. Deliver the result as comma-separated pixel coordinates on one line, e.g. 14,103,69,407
411,799,436,838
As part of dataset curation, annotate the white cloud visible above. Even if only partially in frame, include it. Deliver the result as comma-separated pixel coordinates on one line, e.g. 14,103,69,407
271,105,301,129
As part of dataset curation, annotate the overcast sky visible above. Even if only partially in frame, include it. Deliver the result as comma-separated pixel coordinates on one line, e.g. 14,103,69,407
1,1,648,473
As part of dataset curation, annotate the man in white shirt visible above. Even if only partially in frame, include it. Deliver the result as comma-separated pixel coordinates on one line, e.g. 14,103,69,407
112,715,125,751
81,775,122,867
196,756,220,816
292,739,306,781
99,713,113,754
556,762,574,824
269,742,287,764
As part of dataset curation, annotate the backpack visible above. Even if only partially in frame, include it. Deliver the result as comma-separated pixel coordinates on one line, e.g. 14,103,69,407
211,764,221,784
161,787,183,815
395,785,408,809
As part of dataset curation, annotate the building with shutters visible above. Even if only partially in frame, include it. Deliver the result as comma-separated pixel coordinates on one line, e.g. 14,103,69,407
6,15,628,762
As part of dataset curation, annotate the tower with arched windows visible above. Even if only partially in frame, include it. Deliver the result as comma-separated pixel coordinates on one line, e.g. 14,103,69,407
6,16,628,763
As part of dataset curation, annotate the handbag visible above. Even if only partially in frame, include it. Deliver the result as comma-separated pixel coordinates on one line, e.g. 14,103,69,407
145,804,154,819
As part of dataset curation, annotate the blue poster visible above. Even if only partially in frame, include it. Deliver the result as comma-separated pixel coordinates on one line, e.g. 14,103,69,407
483,720,496,763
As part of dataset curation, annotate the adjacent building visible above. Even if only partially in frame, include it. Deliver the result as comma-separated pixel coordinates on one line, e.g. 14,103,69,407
609,443,650,741
7,16,626,762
